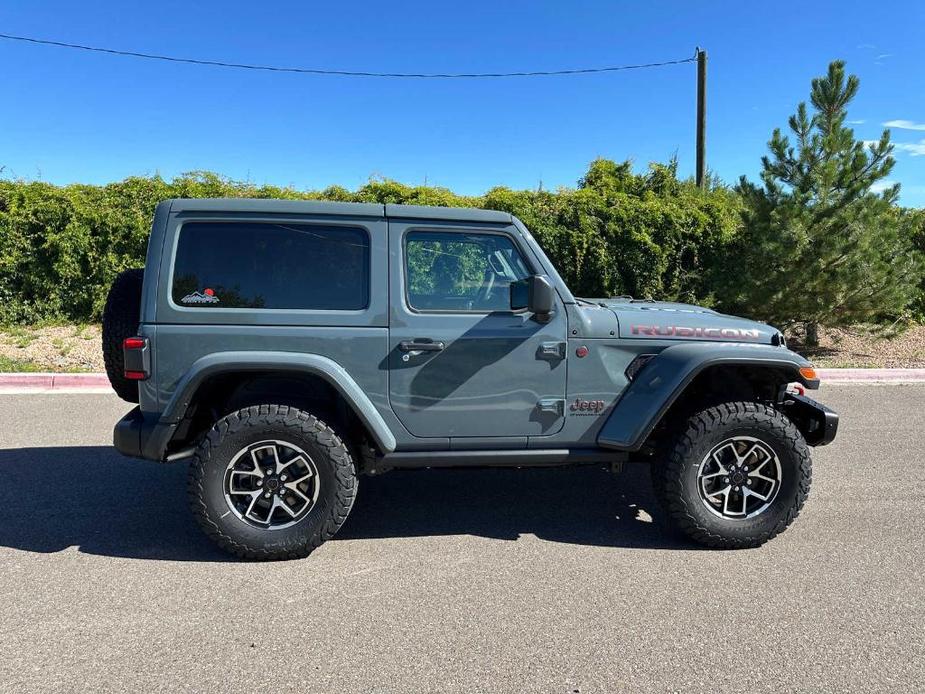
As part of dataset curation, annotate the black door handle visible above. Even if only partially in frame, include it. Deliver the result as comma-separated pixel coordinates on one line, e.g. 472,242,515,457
399,339,445,352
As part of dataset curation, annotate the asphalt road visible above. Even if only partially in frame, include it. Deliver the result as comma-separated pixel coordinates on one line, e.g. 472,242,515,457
0,386,923,693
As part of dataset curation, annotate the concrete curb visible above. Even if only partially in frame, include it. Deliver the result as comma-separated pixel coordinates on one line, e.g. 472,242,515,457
0,373,113,393
1,368,925,393
816,368,925,383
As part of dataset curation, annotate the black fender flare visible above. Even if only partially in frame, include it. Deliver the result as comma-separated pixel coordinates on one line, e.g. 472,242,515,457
597,342,818,451
160,351,397,453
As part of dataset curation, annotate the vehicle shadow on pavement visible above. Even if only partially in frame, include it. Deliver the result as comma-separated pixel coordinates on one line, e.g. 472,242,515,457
0,447,700,561
0,446,230,562
340,464,701,551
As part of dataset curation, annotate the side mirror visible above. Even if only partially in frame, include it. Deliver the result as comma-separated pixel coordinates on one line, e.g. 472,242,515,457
510,275,555,320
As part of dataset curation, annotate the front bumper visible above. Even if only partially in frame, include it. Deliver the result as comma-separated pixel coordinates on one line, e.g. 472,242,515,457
781,393,838,446
113,406,177,461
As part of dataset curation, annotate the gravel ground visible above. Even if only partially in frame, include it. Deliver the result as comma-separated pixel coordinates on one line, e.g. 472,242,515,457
795,325,925,368
0,386,923,692
0,325,103,372
2,323,925,372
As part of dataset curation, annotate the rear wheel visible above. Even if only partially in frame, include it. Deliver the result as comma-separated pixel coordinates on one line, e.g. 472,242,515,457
188,404,358,560
651,401,811,549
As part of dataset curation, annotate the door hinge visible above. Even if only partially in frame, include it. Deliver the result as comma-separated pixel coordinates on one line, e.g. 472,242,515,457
537,342,566,361
536,398,565,416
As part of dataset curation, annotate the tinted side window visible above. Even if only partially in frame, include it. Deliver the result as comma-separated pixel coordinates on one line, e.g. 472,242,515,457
172,222,369,310
405,231,531,312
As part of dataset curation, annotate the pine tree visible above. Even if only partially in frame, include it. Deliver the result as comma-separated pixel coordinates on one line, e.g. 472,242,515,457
724,61,920,346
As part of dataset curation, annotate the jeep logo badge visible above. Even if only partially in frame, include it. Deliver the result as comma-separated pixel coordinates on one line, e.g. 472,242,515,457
569,398,606,415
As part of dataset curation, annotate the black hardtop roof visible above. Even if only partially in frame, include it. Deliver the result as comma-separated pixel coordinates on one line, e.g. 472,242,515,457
167,198,512,224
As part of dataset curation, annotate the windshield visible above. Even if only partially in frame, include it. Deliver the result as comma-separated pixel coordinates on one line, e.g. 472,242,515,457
510,217,575,304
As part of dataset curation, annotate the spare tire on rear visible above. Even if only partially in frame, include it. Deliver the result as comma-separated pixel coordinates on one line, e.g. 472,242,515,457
102,268,144,403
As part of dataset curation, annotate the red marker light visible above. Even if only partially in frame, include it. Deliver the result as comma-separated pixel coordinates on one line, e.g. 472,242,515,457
576,346,589,358
204,288,215,296
123,337,145,350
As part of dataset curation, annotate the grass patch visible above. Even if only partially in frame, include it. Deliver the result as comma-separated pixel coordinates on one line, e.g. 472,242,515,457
72,323,98,341
3,325,37,348
0,355,45,372
51,336,74,357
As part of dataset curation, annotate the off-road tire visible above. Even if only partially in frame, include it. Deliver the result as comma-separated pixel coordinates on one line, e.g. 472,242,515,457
101,268,144,403
651,401,811,549
189,405,358,560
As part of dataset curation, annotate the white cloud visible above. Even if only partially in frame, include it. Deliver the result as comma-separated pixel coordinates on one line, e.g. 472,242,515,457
870,180,898,193
883,119,925,131
846,119,865,125
876,53,893,59
893,140,925,156
865,137,925,156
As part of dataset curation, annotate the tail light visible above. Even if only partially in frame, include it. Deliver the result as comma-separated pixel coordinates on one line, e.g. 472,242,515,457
123,336,149,380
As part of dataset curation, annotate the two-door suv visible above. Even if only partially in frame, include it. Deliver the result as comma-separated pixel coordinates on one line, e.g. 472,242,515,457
106,199,837,559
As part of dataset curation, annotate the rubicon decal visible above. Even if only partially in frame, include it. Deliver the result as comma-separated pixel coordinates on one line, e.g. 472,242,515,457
631,325,762,340
181,288,219,304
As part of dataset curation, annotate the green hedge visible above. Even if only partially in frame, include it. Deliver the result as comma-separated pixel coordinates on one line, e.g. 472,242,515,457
0,159,744,324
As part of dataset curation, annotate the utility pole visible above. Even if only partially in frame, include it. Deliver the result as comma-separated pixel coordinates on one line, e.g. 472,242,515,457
696,48,707,188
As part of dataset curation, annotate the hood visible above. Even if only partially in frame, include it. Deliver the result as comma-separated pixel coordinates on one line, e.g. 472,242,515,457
580,297,782,345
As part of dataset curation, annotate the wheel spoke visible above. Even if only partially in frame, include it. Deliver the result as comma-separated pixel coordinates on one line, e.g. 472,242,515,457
249,445,280,475
244,491,262,519
740,443,763,466
286,469,314,484
278,454,308,474
277,496,298,518
705,484,731,500
750,471,776,484
284,482,312,505
712,444,736,470
229,470,260,489
269,496,288,522
745,486,770,501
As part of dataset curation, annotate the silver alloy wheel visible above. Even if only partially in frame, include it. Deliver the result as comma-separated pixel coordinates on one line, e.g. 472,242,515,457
223,440,320,530
696,436,782,520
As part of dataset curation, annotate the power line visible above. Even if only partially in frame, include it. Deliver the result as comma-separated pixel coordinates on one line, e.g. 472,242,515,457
0,32,696,78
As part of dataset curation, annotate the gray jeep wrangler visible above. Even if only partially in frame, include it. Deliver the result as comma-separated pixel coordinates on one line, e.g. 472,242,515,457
105,198,837,559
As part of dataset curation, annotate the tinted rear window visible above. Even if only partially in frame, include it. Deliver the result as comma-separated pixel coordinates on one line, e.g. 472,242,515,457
171,222,369,310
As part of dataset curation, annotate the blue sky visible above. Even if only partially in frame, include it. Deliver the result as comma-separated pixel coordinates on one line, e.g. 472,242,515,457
1,1,923,206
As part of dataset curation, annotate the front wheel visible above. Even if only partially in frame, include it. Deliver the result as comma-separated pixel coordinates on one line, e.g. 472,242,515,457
651,401,811,549
189,405,358,560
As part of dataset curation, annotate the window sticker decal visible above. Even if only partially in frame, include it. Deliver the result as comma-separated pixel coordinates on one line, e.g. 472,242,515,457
181,288,219,304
